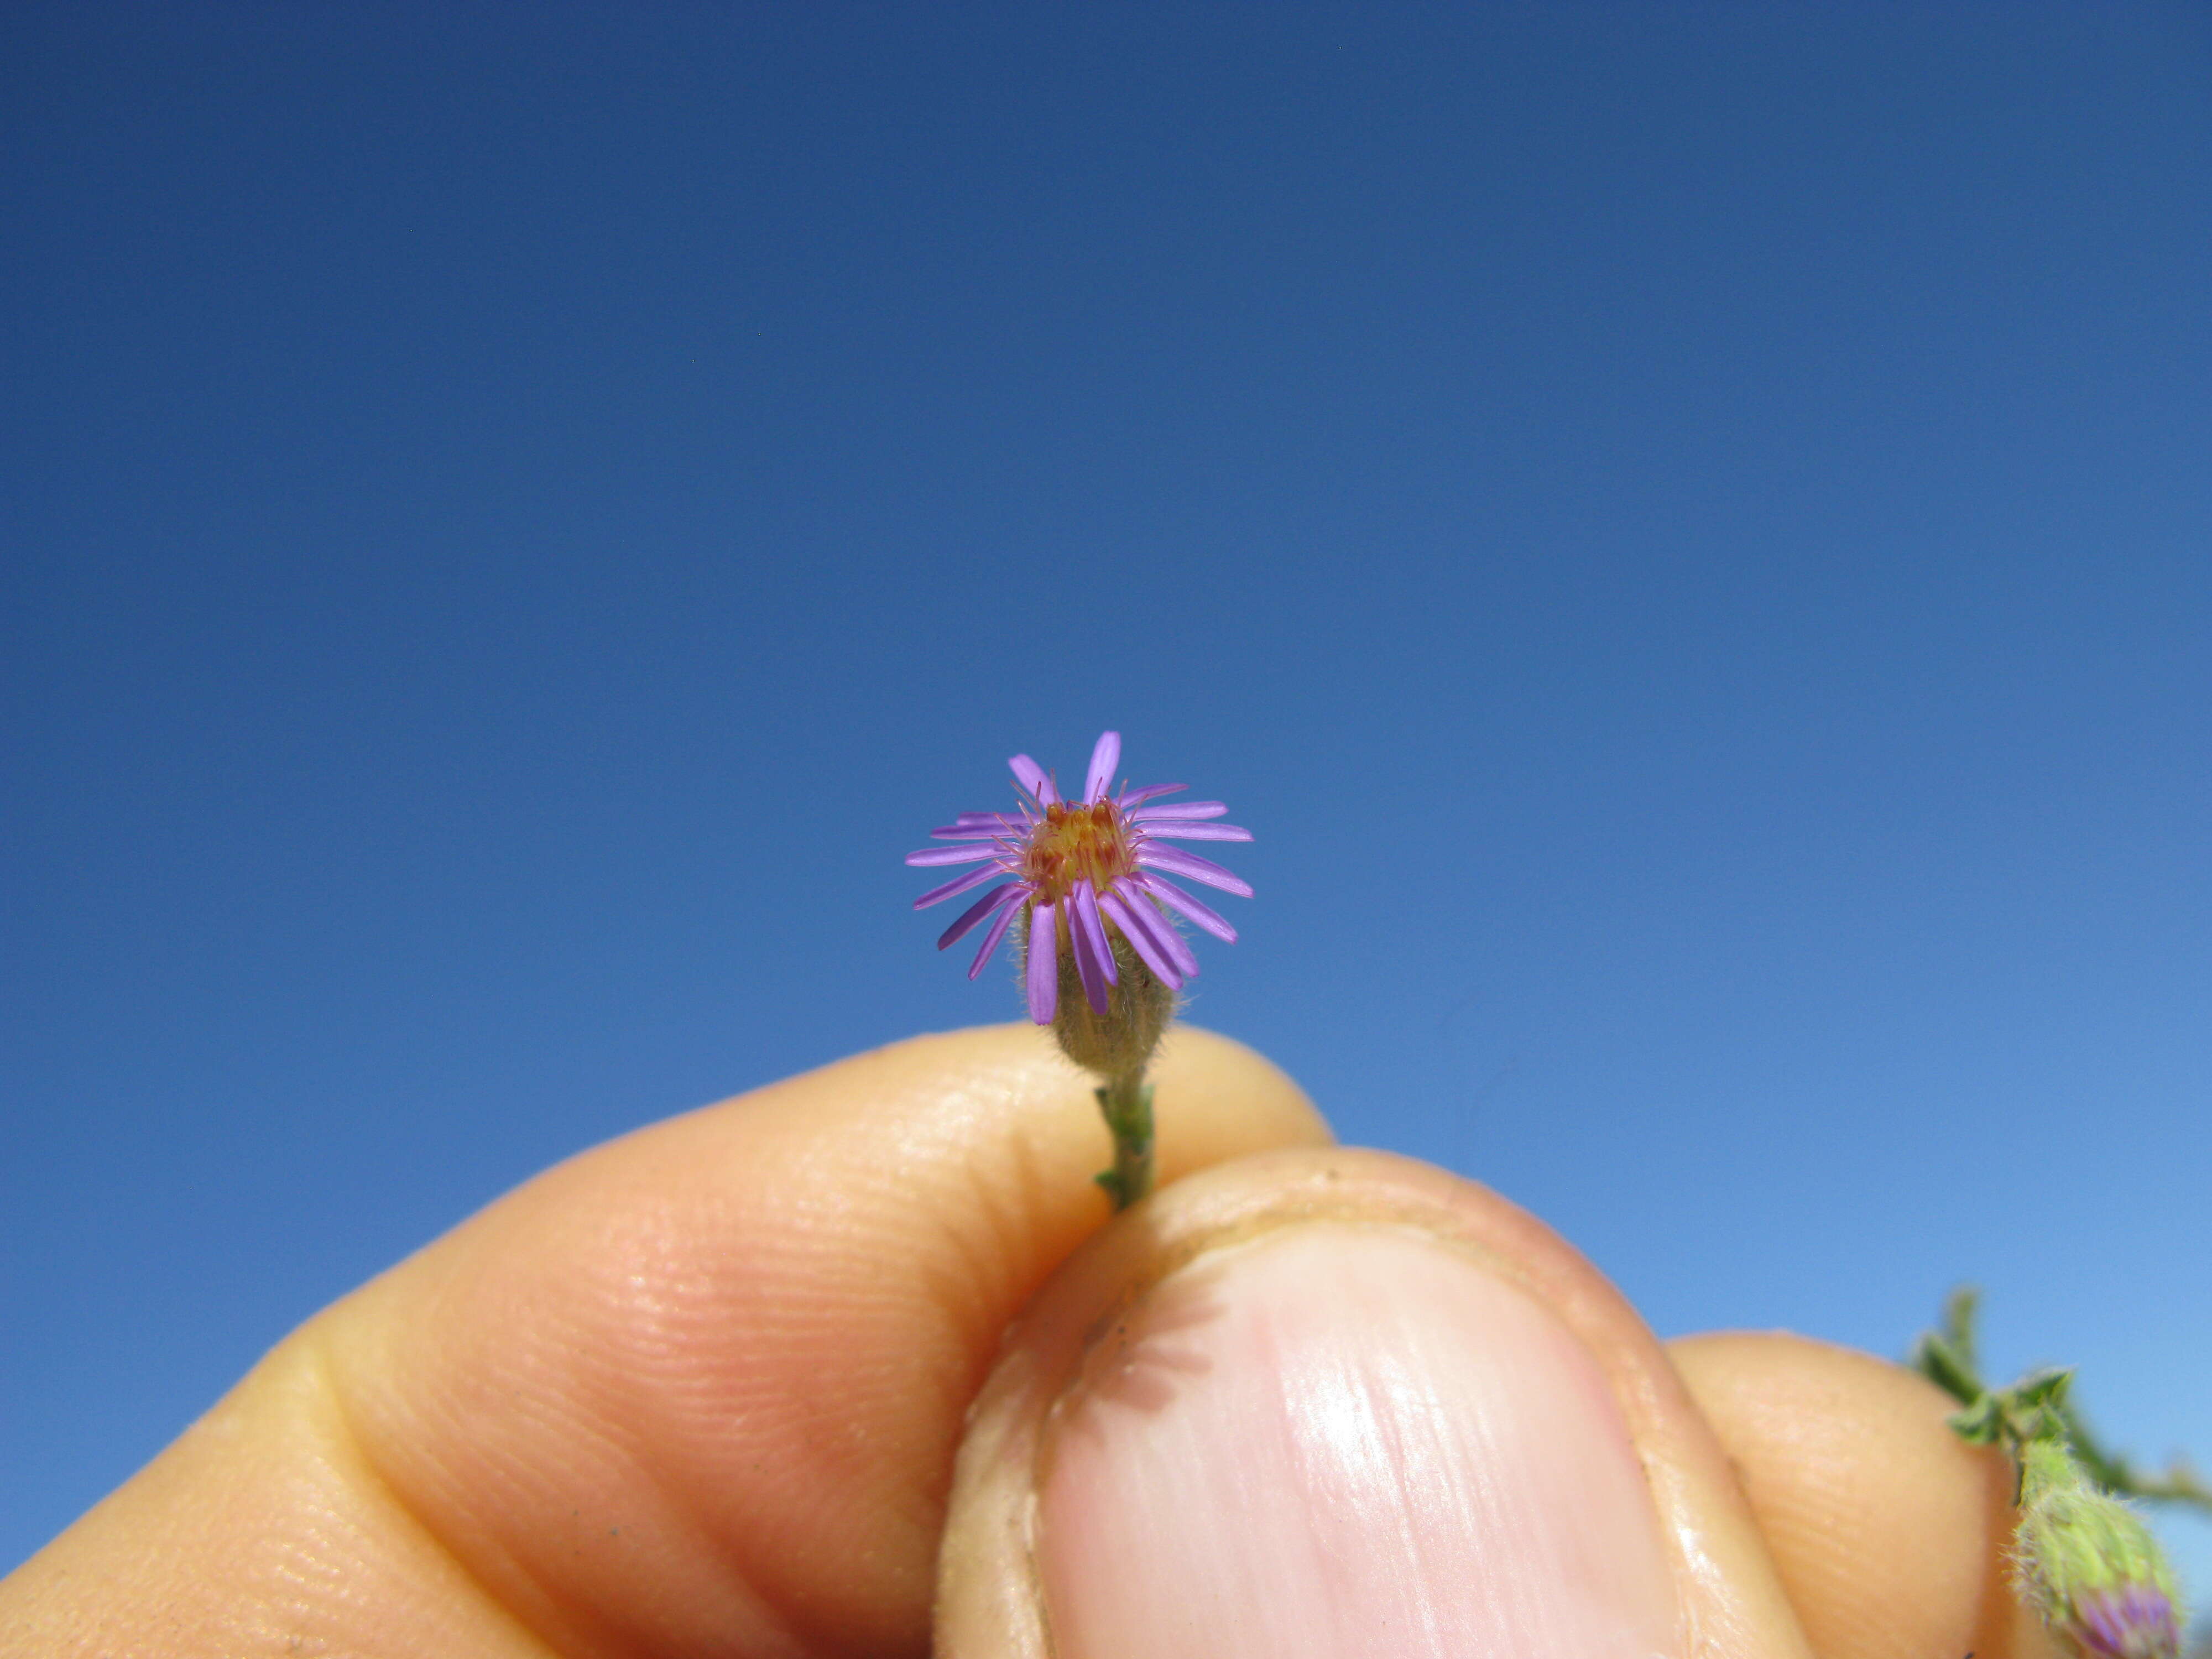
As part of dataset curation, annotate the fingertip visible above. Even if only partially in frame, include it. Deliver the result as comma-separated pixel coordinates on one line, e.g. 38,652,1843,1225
1669,1330,2063,1659
320,1022,1328,1658
940,1149,1815,1659
8,1024,1327,1658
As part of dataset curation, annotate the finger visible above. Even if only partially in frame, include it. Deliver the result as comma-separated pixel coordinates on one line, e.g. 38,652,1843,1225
1,1024,1328,1659
1669,1331,2063,1659
938,1148,1815,1659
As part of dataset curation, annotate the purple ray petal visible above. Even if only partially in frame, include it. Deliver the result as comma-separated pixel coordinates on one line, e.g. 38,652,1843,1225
967,888,1029,978
1084,731,1121,804
1116,782,1186,808
915,863,1005,910
937,882,1020,948
1136,821,1251,843
930,826,1014,841
1141,873,1239,942
1070,885,1113,1013
1075,880,1118,982
906,843,1004,867
1135,844,1253,896
1115,879,1200,976
1025,902,1059,1023
1129,801,1228,820
1101,889,1186,988
1009,753,1057,806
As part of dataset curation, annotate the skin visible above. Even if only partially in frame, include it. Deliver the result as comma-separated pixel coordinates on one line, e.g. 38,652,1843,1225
1,1024,2058,1658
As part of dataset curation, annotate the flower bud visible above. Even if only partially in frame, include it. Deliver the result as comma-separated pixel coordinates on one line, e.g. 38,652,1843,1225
2016,1438,2185,1659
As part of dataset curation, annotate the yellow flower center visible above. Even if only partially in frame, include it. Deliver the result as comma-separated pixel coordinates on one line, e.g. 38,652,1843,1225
1022,799,1137,904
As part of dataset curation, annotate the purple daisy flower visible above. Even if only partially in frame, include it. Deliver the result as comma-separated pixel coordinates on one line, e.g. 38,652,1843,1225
906,730,1252,1024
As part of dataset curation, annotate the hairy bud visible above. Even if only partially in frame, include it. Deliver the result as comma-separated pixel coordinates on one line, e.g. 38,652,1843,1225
2016,1439,2183,1659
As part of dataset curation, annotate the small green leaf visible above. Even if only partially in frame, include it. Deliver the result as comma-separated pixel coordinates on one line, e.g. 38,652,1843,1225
1949,1394,2004,1445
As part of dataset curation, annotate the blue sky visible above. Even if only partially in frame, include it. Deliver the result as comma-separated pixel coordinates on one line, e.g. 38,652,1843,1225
5,3,2209,1589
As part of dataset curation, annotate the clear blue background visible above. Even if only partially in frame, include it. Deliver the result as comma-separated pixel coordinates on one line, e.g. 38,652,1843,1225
6,3,2208,1595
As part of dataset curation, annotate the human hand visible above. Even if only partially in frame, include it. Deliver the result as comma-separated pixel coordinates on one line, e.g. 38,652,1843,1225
1,1026,2056,1659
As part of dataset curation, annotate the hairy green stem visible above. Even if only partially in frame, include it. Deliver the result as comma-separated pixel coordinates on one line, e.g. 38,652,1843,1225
1093,1069,1155,1211
1913,1288,2212,1516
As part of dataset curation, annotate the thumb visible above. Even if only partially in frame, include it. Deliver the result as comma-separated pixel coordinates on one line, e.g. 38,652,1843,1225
938,1148,1812,1659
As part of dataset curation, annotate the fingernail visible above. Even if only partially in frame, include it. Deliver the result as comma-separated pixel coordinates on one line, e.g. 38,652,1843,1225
1036,1223,1682,1659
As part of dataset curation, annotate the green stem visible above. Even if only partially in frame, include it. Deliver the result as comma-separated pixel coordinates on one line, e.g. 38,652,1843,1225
1093,1069,1155,1211
1912,1289,2212,1516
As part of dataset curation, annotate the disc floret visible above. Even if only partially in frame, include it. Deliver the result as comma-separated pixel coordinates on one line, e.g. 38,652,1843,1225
1022,798,1142,904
